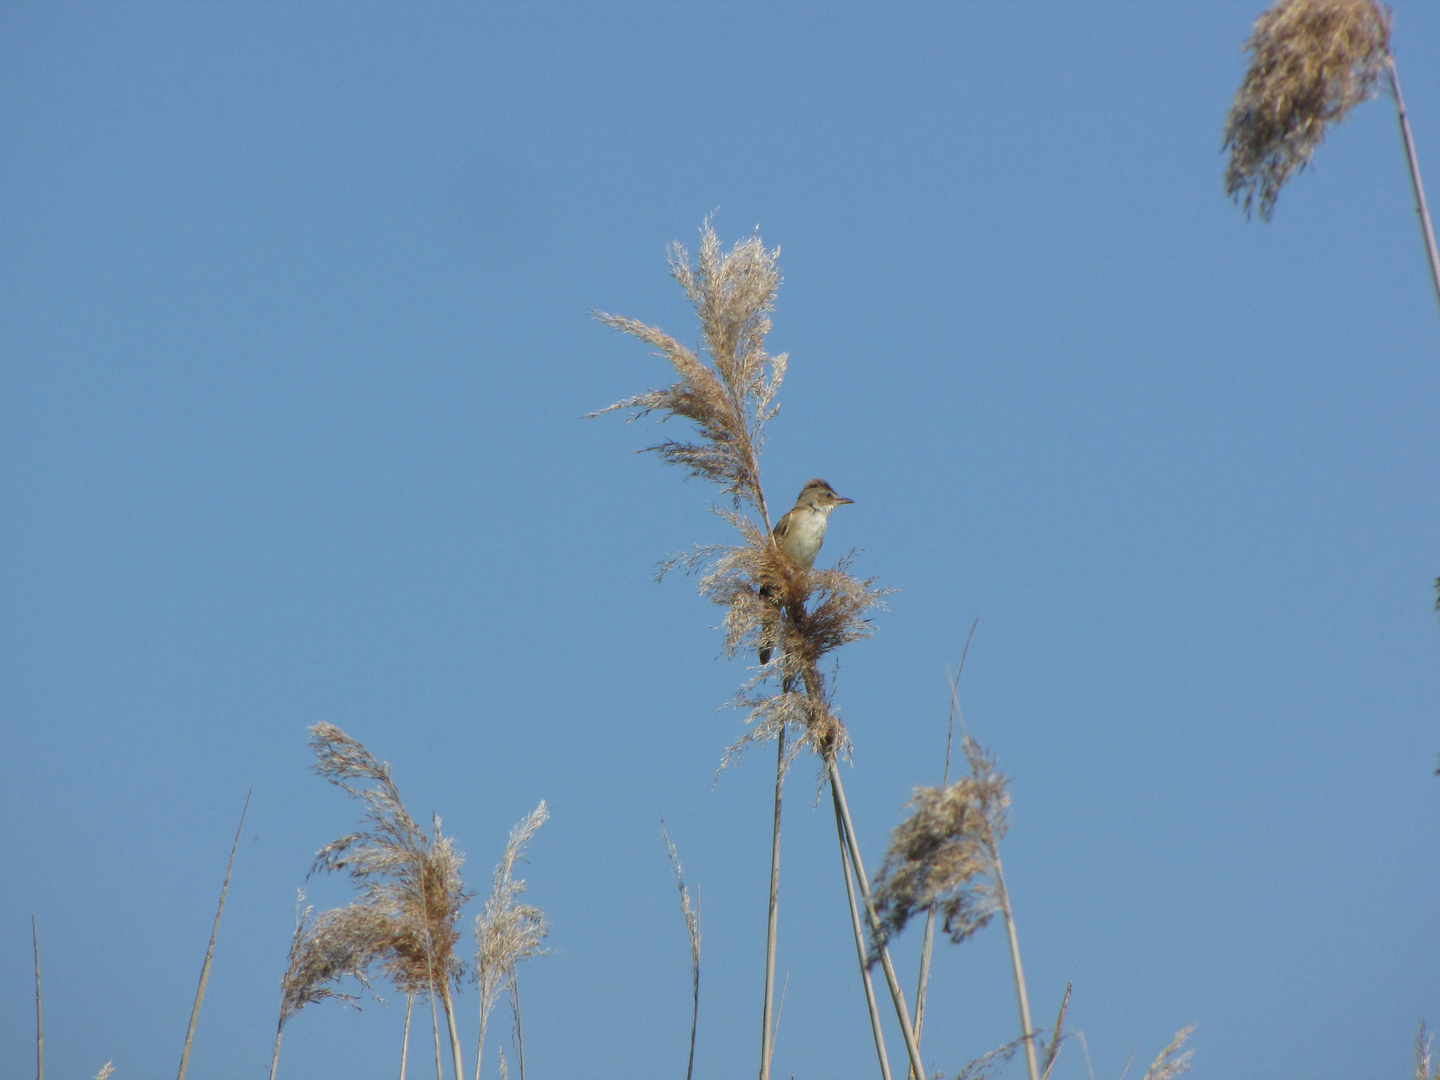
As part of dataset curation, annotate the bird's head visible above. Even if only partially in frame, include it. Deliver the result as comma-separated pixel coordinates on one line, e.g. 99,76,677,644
797,478,854,514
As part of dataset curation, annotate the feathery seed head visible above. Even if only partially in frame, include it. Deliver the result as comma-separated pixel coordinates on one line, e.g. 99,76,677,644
867,737,1012,963
1223,0,1392,219
598,220,884,774
475,801,550,1021
304,724,472,999
1141,1026,1197,1080
593,219,785,517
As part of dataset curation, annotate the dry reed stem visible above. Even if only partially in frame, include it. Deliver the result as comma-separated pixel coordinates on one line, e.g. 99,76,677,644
830,762,926,1080
177,789,251,1080
662,826,702,1080
474,802,549,1080
1386,56,1440,320
1223,0,1391,219
833,791,894,1080
1039,983,1071,1080
509,975,527,1080
759,727,784,1080
401,994,413,1080
32,916,43,1080
1139,1026,1195,1080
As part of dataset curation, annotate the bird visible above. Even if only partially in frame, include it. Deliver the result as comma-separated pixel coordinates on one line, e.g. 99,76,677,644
759,478,854,665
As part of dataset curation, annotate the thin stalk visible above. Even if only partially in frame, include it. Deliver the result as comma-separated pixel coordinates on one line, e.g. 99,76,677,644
442,986,465,1080
33,916,43,1080
759,725,785,1080
686,913,699,1080
177,790,251,1080
268,1028,282,1080
914,620,978,1057
828,761,925,1080
990,847,1039,1080
430,990,443,1080
833,790,894,1080
475,991,493,1080
1388,55,1440,323
402,994,413,1080
913,915,935,1058
511,975,527,1080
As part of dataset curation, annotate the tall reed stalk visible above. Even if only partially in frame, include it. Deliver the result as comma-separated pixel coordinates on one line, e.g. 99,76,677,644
596,219,888,1080
176,790,251,1080
829,759,926,1080
832,793,893,1080
760,728,783,1079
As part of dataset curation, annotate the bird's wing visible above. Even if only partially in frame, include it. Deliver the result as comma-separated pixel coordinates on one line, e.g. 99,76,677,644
772,511,792,541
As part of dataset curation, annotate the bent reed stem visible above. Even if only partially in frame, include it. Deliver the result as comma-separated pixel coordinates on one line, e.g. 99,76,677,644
833,787,894,1080
828,760,925,1080
993,848,1039,1080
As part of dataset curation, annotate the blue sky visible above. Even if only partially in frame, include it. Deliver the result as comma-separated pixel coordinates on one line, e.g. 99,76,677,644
2,3,1438,1079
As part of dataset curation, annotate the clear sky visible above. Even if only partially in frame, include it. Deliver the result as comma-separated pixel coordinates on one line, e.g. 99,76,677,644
2,4,1438,1079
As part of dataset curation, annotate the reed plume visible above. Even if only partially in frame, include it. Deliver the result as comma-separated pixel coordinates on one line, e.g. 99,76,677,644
308,722,473,1080
1223,0,1391,220
269,892,384,1080
595,219,888,1080
869,778,995,960
1223,0,1440,315
867,734,1036,1080
1140,1026,1195,1080
474,802,549,1080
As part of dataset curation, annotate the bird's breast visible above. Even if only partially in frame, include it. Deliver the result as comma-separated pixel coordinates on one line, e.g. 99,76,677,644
779,509,827,569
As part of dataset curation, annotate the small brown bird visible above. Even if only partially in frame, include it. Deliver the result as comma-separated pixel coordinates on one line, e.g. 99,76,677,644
760,478,854,664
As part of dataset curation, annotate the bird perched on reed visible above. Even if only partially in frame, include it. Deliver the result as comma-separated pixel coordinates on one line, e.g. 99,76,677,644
759,478,853,665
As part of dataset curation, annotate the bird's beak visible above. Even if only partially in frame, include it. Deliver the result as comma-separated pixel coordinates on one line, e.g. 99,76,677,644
837,494,854,505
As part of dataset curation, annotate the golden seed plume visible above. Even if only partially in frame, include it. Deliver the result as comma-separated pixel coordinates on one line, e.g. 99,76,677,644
593,217,786,518
595,221,886,770
307,723,472,998
277,894,388,1026
1223,0,1392,219
867,737,1010,962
